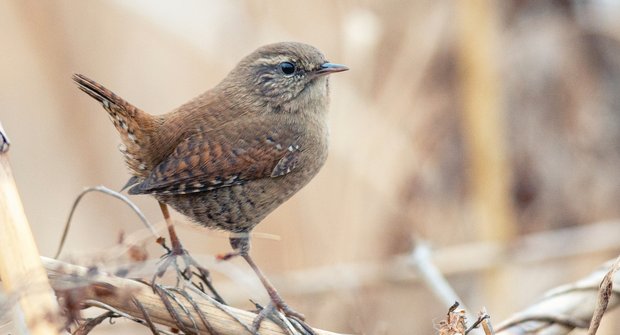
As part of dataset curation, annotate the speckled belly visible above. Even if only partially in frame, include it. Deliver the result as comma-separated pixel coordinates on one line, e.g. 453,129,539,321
154,165,321,232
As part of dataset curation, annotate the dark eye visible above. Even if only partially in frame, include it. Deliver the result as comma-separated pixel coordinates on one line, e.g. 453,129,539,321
279,62,296,75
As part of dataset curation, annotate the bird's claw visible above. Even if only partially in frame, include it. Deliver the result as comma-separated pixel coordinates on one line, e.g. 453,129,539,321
250,300,315,335
151,239,226,304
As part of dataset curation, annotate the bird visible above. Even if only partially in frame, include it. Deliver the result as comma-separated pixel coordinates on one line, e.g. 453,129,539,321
72,41,348,328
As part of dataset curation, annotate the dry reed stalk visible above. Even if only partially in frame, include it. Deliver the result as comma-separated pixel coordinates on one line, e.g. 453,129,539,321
456,0,516,244
0,152,61,334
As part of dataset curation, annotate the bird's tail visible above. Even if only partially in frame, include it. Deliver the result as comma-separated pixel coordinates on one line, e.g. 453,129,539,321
73,74,159,176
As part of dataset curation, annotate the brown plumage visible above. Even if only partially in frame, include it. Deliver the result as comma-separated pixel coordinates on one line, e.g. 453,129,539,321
74,75,159,176
74,42,347,323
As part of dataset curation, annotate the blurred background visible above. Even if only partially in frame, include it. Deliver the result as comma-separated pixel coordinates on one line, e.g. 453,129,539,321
2,0,620,334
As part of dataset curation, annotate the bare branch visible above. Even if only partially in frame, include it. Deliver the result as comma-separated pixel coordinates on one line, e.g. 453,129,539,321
587,255,620,335
42,257,349,335
496,258,620,334
55,185,159,259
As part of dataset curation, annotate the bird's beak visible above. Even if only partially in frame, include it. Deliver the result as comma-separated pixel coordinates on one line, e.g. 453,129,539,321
316,63,349,75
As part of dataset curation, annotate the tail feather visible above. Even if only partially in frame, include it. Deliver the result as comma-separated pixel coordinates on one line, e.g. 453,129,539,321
73,74,113,106
73,74,158,177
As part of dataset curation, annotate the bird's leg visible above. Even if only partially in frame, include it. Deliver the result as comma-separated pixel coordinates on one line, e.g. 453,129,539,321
154,202,225,303
241,251,304,320
225,234,315,334
158,202,183,255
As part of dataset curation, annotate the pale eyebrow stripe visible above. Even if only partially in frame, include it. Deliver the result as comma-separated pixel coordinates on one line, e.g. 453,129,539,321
254,56,297,66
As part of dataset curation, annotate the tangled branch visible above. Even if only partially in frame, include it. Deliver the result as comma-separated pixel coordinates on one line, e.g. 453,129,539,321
43,257,347,335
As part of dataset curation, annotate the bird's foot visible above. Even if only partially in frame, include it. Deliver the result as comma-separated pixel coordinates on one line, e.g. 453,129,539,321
216,233,250,261
153,237,225,304
251,301,316,335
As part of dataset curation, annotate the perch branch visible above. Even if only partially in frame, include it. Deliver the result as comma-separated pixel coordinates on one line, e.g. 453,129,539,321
41,256,348,335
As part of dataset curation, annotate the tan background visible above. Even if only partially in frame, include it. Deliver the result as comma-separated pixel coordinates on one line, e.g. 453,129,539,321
2,1,620,334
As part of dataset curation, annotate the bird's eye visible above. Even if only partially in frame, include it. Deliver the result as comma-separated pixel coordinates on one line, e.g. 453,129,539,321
279,62,296,75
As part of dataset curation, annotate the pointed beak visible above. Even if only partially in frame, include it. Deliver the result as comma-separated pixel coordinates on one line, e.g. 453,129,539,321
316,62,349,75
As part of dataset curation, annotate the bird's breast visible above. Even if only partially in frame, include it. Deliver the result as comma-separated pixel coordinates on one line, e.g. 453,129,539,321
279,115,329,190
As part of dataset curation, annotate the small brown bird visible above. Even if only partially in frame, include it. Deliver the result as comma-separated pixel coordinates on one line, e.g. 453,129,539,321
73,42,347,323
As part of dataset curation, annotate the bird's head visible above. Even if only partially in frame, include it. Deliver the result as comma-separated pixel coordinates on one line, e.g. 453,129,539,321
223,42,348,114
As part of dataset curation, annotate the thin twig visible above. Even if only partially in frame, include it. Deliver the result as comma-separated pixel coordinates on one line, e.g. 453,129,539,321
55,185,158,258
84,300,177,335
466,310,493,335
408,241,473,320
170,287,219,335
497,314,588,331
185,283,257,334
153,284,199,334
466,315,487,334
72,311,117,335
133,297,161,335
496,258,620,334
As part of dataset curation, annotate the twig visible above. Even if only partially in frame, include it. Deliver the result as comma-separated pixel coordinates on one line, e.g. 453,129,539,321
468,309,493,335
496,258,620,334
153,283,199,334
85,300,176,335
42,257,349,335
0,132,61,334
55,185,158,259
497,314,588,331
72,311,118,335
169,287,219,335
408,241,472,320
587,255,620,335
185,284,256,334
132,297,162,335
55,184,226,303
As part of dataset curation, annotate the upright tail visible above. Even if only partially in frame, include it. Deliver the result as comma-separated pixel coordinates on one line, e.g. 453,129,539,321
73,74,159,177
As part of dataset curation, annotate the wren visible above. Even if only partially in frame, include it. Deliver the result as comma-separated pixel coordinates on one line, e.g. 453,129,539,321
73,42,347,324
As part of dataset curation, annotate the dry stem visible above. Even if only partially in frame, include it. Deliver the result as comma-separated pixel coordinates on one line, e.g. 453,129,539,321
0,152,61,334
42,257,347,335
496,258,620,334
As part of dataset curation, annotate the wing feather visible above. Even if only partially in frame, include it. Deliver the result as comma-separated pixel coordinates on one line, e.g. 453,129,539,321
128,122,299,195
